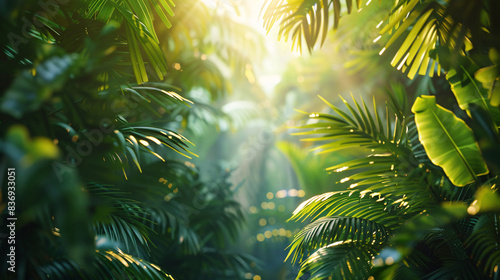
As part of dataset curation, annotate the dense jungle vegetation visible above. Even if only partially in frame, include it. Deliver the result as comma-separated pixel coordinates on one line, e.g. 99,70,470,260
1,0,500,279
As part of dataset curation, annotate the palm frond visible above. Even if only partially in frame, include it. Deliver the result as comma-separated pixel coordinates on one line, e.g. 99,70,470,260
465,214,500,278
38,258,86,279
116,83,192,108
297,241,382,280
116,160,203,255
105,119,197,177
263,0,364,52
287,216,391,264
93,249,174,280
390,203,469,253
379,0,473,79
32,248,173,280
295,95,440,211
294,94,409,154
86,0,175,84
88,183,153,255
291,190,404,227
159,2,266,101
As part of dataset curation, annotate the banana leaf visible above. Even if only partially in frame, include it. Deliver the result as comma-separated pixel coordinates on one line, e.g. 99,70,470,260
411,95,489,186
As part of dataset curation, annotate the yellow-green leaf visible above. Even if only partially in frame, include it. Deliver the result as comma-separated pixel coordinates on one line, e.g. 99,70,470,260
411,95,489,186
447,59,489,112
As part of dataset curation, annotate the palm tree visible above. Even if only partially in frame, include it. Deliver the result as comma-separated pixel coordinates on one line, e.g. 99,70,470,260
263,0,500,279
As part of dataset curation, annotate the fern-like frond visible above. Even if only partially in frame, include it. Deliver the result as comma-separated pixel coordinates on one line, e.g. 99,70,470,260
291,190,404,227
86,183,156,257
390,203,469,256
93,249,174,280
107,119,197,177
37,249,173,280
263,0,364,52
295,95,440,211
117,160,203,255
38,259,85,280
294,95,410,154
287,216,391,264
86,0,175,84
119,83,193,108
121,124,196,158
465,214,500,278
146,203,202,255
297,241,382,280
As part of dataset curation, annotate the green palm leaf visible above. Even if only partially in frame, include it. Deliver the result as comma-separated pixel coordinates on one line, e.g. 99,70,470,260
86,0,175,84
294,95,437,211
297,241,382,280
262,0,363,52
294,95,408,153
37,250,173,280
112,3,168,84
93,249,173,280
113,83,192,111
465,214,500,277
378,0,476,79
287,216,391,264
38,259,86,279
411,95,489,186
89,183,153,255
380,1,449,79
291,190,404,227
106,120,197,177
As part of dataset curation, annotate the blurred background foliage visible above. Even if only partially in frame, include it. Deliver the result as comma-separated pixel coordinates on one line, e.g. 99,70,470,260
1,0,500,279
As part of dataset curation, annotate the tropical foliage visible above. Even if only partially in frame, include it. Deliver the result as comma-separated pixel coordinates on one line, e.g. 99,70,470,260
0,0,259,279
264,0,500,279
3,0,500,279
